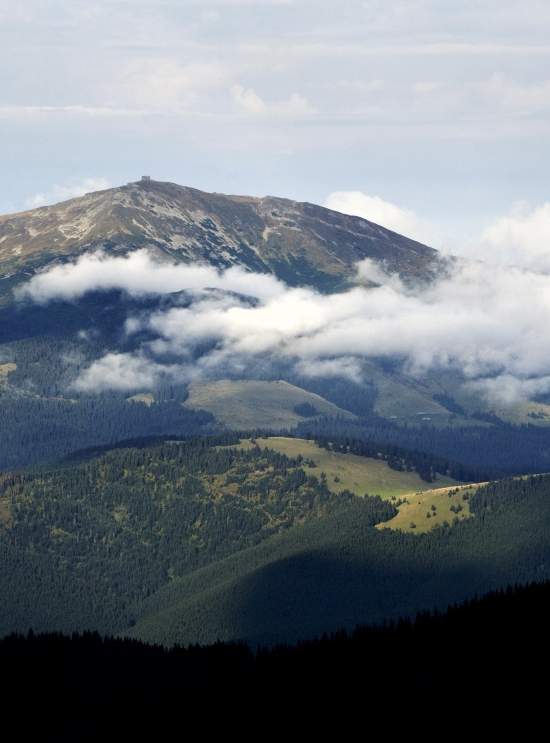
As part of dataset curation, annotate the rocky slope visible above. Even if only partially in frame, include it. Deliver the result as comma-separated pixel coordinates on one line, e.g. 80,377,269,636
0,178,440,292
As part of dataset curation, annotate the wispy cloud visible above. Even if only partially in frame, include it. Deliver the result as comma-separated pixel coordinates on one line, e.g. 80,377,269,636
230,85,315,117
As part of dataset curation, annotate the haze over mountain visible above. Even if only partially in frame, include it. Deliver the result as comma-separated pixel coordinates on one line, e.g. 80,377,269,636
0,178,440,294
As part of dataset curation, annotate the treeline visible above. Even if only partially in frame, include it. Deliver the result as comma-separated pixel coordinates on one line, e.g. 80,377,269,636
2,580,549,737
230,428,479,482
296,415,550,479
0,395,214,470
311,434,476,482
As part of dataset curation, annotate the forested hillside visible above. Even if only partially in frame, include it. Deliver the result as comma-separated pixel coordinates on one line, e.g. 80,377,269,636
2,434,550,645
0,438,377,636
3,580,550,739
130,472,550,645
297,415,550,479
0,395,214,470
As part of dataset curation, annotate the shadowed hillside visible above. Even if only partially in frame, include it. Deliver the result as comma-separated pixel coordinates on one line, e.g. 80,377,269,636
3,580,549,738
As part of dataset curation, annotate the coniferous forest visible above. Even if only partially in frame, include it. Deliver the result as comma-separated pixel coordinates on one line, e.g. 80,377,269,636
2,435,550,648
3,580,550,738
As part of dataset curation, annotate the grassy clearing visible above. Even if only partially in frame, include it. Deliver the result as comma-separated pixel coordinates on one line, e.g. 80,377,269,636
376,484,482,534
0,496,11,527
0,362,16,385
236,437,457,500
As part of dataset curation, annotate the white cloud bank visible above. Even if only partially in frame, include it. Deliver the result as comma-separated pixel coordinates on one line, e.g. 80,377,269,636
230,84,315,117
18,249,550,403
479,202,550,271
325,192,550,272
19,250,285,303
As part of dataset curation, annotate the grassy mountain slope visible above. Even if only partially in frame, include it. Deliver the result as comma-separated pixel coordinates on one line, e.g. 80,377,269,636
183,380,355,429
234,436,458,498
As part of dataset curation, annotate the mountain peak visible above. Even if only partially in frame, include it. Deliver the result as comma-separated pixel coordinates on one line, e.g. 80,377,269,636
0,180,440,293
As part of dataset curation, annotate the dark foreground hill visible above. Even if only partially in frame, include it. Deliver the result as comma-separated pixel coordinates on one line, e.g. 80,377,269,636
3,580,550,737
128,472,550,646
3,436,550,645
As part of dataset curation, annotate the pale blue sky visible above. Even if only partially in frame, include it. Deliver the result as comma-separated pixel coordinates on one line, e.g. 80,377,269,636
2,0,550,252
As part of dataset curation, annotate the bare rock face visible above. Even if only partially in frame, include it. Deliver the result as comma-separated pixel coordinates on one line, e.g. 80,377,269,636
0,179,441,292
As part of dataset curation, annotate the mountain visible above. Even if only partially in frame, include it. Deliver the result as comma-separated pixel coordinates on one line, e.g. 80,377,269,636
0,178,470,437
4,180,550,671
0,178,547,439
0,178,440,293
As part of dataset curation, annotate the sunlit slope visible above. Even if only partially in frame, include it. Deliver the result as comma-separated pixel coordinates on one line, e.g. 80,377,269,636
235,436,458,498
377,484,481,533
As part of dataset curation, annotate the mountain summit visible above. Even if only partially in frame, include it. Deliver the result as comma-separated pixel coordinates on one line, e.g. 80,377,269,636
0,179,439,292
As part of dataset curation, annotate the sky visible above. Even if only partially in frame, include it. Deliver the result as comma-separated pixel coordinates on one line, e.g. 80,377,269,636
2,0,550,254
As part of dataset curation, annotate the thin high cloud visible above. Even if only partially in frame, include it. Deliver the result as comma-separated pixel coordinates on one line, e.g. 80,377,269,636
4,0,550,224
19,249,550,404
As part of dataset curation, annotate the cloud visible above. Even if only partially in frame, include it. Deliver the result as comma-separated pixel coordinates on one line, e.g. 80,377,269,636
478,202,550,271
294,356,363,382
25,178,111,209
19,249,550,404
0,106,143,120
467,374,550,406
109,60,230,112
412,81,441,94
230,84,315,117
19,249,285,303
72,352,178,392
475,76,550,115
324,191,436,245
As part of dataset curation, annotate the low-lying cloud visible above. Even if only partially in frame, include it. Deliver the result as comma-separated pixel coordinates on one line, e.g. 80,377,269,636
479,201,550,272
19,249,550,405
20,250,285,303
